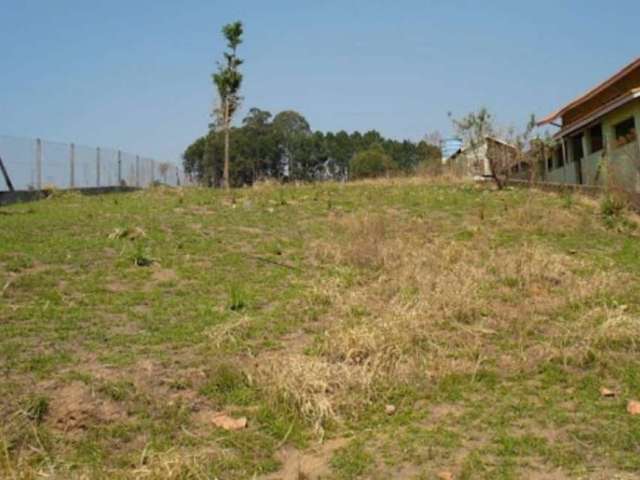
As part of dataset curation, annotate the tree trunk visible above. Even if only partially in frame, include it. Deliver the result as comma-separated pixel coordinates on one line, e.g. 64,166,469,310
223,100,230,189
210,140,216,187
488,158,504,190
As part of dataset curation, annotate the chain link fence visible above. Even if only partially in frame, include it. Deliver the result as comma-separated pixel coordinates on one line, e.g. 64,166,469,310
0,134,188,191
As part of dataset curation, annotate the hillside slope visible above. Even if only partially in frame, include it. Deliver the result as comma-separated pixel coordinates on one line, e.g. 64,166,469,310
1,179,640,479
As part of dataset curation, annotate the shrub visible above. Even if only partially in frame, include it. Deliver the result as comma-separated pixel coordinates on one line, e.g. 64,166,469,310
349,147,396,180
23,395,49,423
600,194,627,229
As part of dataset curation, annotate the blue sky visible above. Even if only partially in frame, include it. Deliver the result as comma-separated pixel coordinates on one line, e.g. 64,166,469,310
1,0,638,163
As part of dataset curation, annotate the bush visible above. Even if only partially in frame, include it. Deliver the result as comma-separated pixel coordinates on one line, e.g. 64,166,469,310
600,195,625,218
349,147,396,180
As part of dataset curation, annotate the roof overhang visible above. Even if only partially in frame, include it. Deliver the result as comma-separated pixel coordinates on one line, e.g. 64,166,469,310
538,57,640,127
551,88,640,140
449,136,515,159
485,135,517,150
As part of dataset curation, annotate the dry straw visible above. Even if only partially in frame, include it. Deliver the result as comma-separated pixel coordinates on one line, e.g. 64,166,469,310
256,206,621,433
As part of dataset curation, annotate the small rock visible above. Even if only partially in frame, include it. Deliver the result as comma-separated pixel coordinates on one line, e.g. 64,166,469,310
600,387,616,398
211,413,248,431
385,404,396,415
627,400,640,416
437,471,454,480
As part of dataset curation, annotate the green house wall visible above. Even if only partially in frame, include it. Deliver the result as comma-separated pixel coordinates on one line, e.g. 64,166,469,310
544,98,640,191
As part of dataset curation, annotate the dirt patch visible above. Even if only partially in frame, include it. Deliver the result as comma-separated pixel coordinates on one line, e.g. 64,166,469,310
150,267,178,284
383,464,425,479
47,381,126,433
277,330,314,355
189,206,216,216
73,354,121,382
261,437,349,480
96,313,142,336
132,359,208,409
511,419,567,445
427,403,465,423
106,280,130,293
521,467,570,479
103,247,118,258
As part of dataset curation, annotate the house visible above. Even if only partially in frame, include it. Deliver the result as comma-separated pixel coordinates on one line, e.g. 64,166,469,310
538,57,640,191
447,136,520,180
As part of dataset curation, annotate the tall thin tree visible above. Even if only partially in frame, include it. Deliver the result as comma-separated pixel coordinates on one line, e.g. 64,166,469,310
213,21,244,189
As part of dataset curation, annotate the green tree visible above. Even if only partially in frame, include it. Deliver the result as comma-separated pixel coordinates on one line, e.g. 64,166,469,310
241,108,279,182
213,21,244,189
272,110,311,135
416,140,443,175
349,146,396,179
184,105,445,185
272,110,312,179
183,136,207,183
323,131,349,180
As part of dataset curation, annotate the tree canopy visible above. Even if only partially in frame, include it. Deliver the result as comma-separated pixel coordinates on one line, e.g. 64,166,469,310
183,108,441,187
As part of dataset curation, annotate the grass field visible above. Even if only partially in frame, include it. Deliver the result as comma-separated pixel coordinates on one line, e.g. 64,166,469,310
1,179,640,479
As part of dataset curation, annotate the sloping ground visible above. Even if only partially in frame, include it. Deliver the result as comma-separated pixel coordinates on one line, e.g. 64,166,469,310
1,179,640,479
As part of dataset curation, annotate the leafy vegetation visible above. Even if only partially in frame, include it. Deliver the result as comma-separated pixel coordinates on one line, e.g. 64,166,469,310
349,146,396,179
183,112,441,186
1,179,640,479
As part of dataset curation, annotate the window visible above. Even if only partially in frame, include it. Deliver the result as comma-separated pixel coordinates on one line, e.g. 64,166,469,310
571,134,584,162
614,117,637,147
557,145,565,168
549,145,562,171
589,124,603,153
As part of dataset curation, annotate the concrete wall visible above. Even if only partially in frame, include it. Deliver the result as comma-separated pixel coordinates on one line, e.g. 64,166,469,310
602,99,640,191
0,186,140,207
449,143,490,178
544,98,640,191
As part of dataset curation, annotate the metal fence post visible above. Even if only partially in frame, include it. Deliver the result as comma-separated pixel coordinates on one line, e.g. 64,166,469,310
70,143,75,188
0,154,15,192
117,150,122,186
135,155,140,187
96,147,101,187
151,160,155,184
36,138,42,190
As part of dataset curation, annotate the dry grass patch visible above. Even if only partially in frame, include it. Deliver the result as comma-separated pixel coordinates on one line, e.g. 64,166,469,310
257,211,619,432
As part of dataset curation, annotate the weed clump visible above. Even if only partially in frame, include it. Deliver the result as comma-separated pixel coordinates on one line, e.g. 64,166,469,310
23,395,49,423
132,242,153,267
200,363,254,406
595,306,640,351
600,194,626,219
227,285,248,311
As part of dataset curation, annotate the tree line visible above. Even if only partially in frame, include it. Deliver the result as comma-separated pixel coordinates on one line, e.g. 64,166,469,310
183,108,442,186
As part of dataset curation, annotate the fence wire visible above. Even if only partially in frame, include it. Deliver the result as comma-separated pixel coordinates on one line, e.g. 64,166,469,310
0,134,187,191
